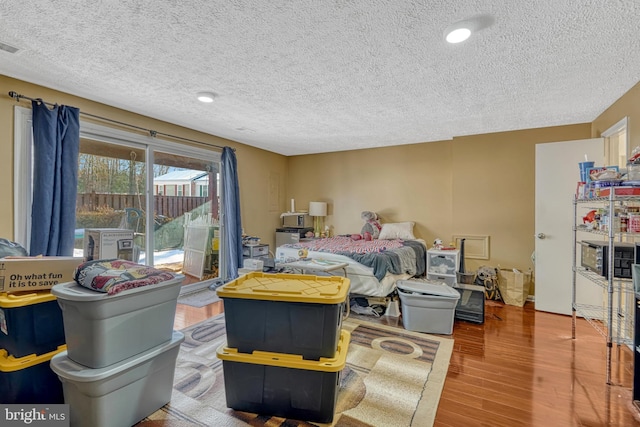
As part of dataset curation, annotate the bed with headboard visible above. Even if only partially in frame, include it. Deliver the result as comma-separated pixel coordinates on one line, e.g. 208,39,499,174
275,220,426,297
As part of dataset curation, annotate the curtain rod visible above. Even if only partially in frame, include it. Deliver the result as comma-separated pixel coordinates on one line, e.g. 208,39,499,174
8,91,234,152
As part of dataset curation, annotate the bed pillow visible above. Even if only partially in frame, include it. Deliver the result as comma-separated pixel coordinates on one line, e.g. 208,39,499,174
378,222,416,240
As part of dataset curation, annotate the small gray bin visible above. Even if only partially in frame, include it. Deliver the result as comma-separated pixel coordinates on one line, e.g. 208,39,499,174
51,275,183,368
50,331,184,427
397,280,460,335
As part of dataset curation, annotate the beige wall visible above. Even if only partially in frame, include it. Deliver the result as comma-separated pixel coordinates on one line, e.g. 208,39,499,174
287,124,591,277
592,81,640,150
0,76,288,248
286,139,454,240
286,80,640,291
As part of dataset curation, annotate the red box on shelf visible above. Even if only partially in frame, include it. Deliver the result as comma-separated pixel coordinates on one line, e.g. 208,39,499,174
598,186,640,197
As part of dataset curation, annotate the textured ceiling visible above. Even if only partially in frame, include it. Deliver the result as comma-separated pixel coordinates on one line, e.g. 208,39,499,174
1,1,640,156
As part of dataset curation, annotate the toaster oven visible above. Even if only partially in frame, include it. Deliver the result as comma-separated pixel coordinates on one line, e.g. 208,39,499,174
580,240,637,279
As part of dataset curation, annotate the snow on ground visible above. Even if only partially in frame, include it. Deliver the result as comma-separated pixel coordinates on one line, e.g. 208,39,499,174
73,248,184,265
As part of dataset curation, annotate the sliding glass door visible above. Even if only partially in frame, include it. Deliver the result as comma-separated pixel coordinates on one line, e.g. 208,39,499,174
14,106,223,285
151,151,221,280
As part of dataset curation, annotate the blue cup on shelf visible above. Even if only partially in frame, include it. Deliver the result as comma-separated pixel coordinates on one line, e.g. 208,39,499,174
579,161,594,182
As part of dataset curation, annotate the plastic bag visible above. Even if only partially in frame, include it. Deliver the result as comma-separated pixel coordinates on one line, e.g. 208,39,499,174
0,238,28,258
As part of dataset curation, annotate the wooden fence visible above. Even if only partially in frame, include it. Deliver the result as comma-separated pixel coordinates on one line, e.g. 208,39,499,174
77,193,208,219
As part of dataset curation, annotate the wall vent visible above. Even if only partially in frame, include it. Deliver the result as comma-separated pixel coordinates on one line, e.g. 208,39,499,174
0,41,20,54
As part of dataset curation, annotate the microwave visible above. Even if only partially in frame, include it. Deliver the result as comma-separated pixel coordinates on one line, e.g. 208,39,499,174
580,240,637,279
282,213,312,228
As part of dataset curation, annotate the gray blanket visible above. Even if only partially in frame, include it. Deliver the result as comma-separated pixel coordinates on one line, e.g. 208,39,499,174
338,240,426,281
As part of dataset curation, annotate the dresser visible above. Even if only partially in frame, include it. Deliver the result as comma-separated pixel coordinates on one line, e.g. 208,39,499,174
426,248,460,285
242,243,269,260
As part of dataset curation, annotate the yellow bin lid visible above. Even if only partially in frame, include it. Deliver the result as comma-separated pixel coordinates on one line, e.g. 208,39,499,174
216,329,350,372
216,272,349,304
0,345,67,372
0,290,57,308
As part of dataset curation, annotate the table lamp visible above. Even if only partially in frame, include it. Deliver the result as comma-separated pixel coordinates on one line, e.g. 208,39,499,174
309,202,327,238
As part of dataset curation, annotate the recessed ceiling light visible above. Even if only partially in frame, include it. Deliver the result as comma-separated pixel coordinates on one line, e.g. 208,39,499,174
196,92,216,103
444,15,493,44
445,27,472,44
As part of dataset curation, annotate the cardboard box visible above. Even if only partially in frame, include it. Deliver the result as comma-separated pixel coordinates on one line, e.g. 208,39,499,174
0,257,83,294
83,228,134,261
598,186,640,197
586,166,619,182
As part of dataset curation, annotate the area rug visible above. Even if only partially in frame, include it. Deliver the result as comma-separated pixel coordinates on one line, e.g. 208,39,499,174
177,281,221,308
139,314,453,427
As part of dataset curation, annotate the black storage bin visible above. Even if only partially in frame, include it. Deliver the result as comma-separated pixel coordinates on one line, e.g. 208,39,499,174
216,330,349,423
0,290,65,358
453,283,485,324
216,272,349,360
0,345,65,404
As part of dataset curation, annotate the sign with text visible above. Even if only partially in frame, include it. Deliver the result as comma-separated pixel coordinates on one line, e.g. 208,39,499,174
1,405,69,426
0,257,83,294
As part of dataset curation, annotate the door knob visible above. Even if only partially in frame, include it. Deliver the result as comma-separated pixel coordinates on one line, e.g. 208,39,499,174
536,233,546,239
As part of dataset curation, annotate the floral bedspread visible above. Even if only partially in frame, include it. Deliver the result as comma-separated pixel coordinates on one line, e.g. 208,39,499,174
74,259,176,295
292,235,404,253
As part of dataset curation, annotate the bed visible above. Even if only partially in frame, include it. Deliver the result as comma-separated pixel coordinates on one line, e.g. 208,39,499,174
275,235,427,297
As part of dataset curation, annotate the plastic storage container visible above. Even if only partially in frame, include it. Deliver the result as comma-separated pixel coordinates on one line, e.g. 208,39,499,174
0,345,66,404
50,331,184,427
397,280,460,334
51,275,183,368
217,329,350,423
216,272,349,359
0,290,65,358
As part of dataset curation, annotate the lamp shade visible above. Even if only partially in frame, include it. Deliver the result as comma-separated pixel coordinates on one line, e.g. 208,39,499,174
308,201,327,217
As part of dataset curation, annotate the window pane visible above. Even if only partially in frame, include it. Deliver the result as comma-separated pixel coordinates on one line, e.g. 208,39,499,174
603,118,628,170
152,151,220,281
75,138,146,262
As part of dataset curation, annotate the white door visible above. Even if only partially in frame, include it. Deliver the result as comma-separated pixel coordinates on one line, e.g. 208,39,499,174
535,138,604,314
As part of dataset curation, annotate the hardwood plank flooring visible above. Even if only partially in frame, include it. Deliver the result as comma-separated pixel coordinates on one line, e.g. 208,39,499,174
173,296,640,426
437,301,640,427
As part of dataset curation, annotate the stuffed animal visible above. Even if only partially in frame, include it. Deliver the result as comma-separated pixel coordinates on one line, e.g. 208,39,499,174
360,211,382,240
351,211,383,241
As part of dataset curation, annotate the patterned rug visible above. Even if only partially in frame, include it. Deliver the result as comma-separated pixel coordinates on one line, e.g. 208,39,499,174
176,281,222,308
138,313,453,427
176,288,221,308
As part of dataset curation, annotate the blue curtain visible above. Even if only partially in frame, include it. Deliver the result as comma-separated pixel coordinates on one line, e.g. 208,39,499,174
30,100,80,256
221,147,243,280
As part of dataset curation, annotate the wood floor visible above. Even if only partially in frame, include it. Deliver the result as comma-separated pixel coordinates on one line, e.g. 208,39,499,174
174,297,640,426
